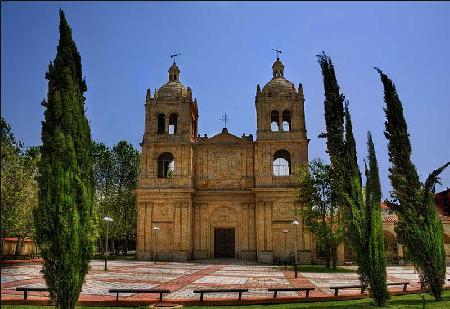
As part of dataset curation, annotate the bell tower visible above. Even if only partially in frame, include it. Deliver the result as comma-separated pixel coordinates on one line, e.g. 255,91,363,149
254,57,308,187
143,62,198,143
253,56,309,264
137,60,197,261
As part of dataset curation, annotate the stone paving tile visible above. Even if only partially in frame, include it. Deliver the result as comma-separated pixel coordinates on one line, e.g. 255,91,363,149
194,275,247,285
214,270,285,277
132,267,196,275
94,272,178,283
82,280,158,296
301,272,363,296
246,276,290,287
2,260,450,301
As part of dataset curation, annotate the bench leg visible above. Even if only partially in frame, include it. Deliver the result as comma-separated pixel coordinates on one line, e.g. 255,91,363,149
200,292,203,301
274,290,278,298
306,290,310,298
24,291,28,300
160,292,163,301
334,289,338,296
116,292,119,301
361,287,364,294
403,284,407,292
238,291,242,300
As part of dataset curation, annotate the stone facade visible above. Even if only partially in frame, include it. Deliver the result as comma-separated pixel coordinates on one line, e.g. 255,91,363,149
135,59,450,266
136,58,313,263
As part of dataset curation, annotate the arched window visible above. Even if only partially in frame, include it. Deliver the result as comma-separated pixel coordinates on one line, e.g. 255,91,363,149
169,113,177,135
158,152,174,178
271,110,279,132
157,113,165,134
282,110,291,131
273,149,291,176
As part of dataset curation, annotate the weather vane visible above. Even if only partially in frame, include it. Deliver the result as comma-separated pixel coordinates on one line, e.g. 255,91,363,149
170,52,181,64
220,113,231,129
272,48,282,60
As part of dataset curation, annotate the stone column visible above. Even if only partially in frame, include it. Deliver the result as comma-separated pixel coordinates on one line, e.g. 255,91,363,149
144,202,153,260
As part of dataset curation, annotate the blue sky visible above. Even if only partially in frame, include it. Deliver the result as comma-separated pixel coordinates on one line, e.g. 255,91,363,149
2,1,449,197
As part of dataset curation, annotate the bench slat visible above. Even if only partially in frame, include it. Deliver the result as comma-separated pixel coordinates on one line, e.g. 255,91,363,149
193,289,248,293
16,287,49,291
109,288,170,302
329,285,362,289
193,288,248,301
387,282,409,291
16,287,49,300
268,287,314,291
332,281,411,296
268,287,315,298
109,289,169,293
330,285,364,296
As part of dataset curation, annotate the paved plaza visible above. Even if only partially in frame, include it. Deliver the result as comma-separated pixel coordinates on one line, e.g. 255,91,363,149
2,260,450,301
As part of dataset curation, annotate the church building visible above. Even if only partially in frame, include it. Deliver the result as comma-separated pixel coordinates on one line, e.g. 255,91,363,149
136,57,314,263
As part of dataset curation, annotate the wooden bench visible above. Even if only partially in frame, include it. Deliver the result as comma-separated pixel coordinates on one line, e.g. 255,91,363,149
268,287,315,298
193,288,248,301
387,282,409,291
330,285,364,296
331,281,410,296
16,287,49,300
109,288,170,301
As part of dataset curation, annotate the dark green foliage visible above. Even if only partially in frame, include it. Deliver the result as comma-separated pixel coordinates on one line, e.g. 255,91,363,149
376,68,449,300
365,132,389,306
297,159,344,269
317,52,389,306
33,10,97,309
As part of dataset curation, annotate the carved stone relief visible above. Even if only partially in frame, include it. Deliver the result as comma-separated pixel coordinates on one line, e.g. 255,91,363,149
210,206,238,225
209,151,239,179
153,203,174,221
272,202,293,221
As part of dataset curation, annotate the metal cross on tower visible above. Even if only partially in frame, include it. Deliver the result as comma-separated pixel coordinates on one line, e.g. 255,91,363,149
170,52,181,64
220,113,231,129
272,48,282,60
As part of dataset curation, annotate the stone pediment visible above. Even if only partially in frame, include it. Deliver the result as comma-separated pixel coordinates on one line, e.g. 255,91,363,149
196,128,253,145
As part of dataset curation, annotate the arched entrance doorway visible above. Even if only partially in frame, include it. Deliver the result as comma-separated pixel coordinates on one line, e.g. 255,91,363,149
210,206,239,258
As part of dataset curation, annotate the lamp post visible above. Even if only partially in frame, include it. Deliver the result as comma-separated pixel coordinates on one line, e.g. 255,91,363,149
102,216,114,271
153,226,160,264
292,220,299,278
282,229,289,269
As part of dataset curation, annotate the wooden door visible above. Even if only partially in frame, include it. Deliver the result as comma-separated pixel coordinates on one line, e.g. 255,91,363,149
214,228,235,258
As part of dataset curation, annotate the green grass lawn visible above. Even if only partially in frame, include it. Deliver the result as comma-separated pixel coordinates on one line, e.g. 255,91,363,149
3,291,450,308
281,264,355,273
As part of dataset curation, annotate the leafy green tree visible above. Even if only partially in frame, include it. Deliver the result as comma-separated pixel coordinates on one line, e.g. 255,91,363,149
92,140,139,255
317,52,389,306
1,117,39,256
110,141,140,255
33,10,97,309
376,68,449,300
92,141,115,253
297,159,344,269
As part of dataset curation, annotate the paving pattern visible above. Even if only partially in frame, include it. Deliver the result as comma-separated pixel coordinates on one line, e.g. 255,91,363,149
2,260,450,301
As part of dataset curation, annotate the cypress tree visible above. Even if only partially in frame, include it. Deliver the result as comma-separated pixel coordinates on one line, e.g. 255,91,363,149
365,132,389,306
33,10,97,309
342,103,368,286
317,52,389,306
376,68,449,300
